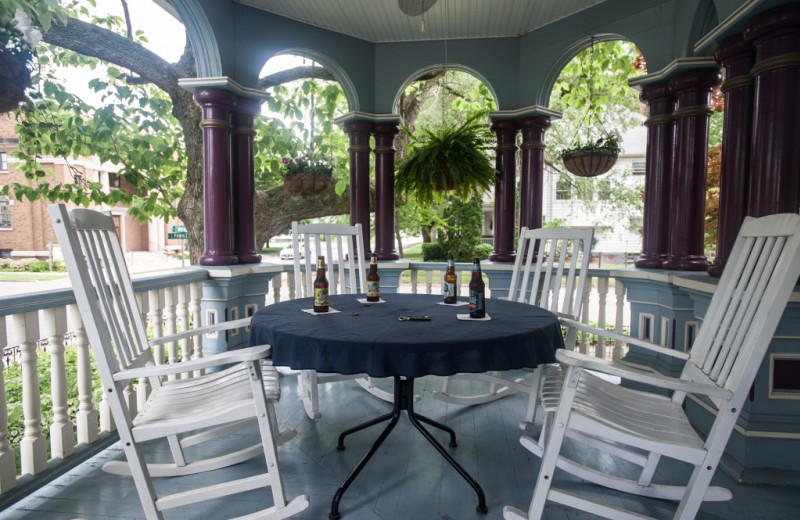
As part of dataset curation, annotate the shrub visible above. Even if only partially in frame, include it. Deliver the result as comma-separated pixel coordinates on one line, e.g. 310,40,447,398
473,243,492,260
421,242,448,262
26,260,52,272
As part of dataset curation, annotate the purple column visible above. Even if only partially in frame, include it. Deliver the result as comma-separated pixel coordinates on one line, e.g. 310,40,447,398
744,5,800,218
194,88,238,266
662,68,720,271
344,120,374,257
373,122,400,260
231,97,262,264
708,36,755,277
489,119,518,262
635,83,674,269
518,116,550,231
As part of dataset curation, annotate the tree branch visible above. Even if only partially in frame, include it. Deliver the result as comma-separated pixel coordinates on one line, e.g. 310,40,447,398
258,66,336,89
41,16,180,95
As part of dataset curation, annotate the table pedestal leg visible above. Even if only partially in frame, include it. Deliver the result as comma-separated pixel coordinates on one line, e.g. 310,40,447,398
329,376,487,519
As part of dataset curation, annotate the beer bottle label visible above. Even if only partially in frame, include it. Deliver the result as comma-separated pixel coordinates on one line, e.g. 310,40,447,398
469,290,485,313
443,281,455,299
314,287,329,307
367,281,379,298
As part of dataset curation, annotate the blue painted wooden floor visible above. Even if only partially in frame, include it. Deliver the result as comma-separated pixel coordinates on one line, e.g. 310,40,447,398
3,372,800,519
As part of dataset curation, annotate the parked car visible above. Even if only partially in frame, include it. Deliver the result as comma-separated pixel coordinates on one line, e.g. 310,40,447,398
279,245,303,260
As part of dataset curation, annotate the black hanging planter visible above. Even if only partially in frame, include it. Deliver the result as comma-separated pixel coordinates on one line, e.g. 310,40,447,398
561,149,619,178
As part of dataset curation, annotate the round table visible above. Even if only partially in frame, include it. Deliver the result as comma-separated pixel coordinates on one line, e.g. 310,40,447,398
249,293,564,519
249,293,563,377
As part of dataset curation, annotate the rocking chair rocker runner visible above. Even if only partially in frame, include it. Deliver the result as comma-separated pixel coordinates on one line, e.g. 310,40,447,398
505,213,800,520
291,221,395,420
434,226,594,428
48,204,309,520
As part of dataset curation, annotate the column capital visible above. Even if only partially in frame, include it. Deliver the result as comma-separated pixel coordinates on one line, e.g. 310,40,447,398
490,119,518,134
518,115,551,131
193,87,237,108
343,119,375,135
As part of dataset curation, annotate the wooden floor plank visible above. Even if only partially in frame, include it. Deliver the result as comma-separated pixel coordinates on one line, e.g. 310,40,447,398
3,374,800,520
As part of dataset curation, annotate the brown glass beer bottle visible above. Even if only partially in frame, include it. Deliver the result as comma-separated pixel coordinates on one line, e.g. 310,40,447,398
443,254,457,304
367,253,380,302
313,255,329,312
468,257,485,318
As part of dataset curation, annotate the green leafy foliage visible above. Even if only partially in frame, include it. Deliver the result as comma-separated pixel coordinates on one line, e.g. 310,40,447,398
395,114,497,207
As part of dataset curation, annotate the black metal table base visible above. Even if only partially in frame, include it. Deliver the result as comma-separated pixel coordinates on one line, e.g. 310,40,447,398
329,376,488,519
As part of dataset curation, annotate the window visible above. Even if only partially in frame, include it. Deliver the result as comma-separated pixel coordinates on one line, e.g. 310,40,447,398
556,179,571,200
108,172,121,188
0,196,10,228
0,152,8,172
632,161,646,175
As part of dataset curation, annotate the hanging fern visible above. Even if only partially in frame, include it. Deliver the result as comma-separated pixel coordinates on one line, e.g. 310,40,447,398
395,114,497,206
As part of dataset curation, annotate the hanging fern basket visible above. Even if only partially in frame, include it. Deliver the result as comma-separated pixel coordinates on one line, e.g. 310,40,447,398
0,51,30,113
561,149,619,178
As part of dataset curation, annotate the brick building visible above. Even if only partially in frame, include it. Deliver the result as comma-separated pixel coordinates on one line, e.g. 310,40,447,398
0,113,177,258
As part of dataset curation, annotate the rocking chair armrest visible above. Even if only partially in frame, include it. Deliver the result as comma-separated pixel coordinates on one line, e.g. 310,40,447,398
555,349,733,399
148,317,253,347
558,317,691,361
113,344,272,381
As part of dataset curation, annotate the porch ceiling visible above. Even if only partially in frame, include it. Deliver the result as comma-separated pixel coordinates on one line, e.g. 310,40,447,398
234,0,609,43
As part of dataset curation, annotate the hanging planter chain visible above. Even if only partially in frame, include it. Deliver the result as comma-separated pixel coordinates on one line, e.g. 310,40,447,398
561,36,620,178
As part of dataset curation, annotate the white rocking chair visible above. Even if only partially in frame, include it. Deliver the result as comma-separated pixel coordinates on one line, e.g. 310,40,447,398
434,226,594,426
505,213,800,520
48,203,309,520
291,221,394,420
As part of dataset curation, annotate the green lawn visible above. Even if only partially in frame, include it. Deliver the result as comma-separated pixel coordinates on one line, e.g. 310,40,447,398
0,272,69,281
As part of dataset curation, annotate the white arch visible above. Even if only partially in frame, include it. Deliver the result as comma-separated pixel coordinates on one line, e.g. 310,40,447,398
391,64,499,121
537,33,634,108
263,48,360,112
167,0,222,77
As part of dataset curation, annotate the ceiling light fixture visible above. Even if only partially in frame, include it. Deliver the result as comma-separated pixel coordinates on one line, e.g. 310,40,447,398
398,0,438,17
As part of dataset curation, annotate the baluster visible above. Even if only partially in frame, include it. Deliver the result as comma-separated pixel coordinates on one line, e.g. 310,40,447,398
40,307,74,460
190,282,204,377
580,279,591,355
410,268,418,294
67,305,100,442
148,289,165,365
272,273,282,303
10,312,46,475
133,292,148,414
0,317,17,493
287,271,295,301
163,287,179,380
596,277,609,359
177,284,191,371
613,280,626,361
455,270,462,299
425,270,433,294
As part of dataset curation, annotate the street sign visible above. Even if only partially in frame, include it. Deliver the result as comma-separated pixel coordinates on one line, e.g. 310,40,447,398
168,232,188,239
171,225,187,233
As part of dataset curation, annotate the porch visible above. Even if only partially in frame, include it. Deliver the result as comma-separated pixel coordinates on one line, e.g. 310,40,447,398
1,263,799,518
5,373,800,520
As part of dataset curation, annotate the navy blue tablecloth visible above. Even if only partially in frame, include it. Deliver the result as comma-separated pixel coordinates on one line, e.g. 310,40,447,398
248,293,563,378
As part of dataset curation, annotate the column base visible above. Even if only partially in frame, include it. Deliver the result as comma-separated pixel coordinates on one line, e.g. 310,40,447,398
375,250,400,261
237,253,263,264
199,253,239,266
662,255,709,271
635,254,666,269
707,259,724,278
489,251,516,262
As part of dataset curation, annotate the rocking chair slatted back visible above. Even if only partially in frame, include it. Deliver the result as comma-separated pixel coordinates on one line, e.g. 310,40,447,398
293,222,366,299
508,226,594,321
687,215,800,400
49,205,155,379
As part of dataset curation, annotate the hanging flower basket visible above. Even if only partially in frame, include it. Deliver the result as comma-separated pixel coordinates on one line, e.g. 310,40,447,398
0,46,31,113
561,149,619,178
282,172,333,196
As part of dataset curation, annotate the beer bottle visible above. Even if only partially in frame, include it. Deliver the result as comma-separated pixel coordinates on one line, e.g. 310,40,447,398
313,255,329,312
366,253,380,302
443,254,457,304
468,258,486,318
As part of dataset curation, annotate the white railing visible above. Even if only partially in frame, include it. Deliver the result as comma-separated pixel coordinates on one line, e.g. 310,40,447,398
0,262,628,502
0,270,208,497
